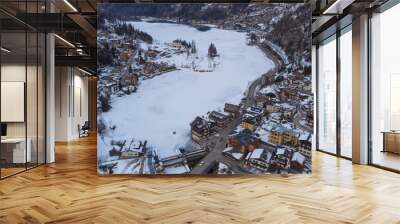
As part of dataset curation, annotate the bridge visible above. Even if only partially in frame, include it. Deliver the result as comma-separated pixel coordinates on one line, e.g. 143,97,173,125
160,149,209,168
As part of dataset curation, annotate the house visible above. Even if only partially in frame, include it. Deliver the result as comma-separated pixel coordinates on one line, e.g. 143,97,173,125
223,147,244,161
120,150,140,159
302,102,314,128
271,146,292,170
255,126,269,144
279,88,297,101
266,103,296,120
120,49,132,62
145,49,160,58
224,103,240,116
269,124,300,146
282,129,300,146
110,66,123,76
120,73,138,86
245,148,272,171
241,117,257,132
190,117,215,146
266,104,279,113
302,81,313,92
104,81,120,94
171,40,185,49
247,106,264,114
261,72,274,85
228,128,258,154
270,112,282,123
259,85,278,101
292,70,304,77
306,113,313,128
143,62,158,75
255,94,268,108
243,106,264,121
298,133,312,159
269,125,284,145
280,103,297,120
209,111,230,128
290,151,306,171
120,140,146,159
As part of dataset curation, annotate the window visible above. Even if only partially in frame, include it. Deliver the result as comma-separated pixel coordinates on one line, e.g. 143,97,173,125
339,28,352,158
0,2,47,179
317,36,337,154
370,3,400,171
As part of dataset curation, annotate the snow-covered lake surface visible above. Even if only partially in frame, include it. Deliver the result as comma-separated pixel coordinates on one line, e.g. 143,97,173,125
100,21,274,159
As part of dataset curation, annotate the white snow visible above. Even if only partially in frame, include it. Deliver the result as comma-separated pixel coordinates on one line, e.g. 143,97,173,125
299,133,310,141
218,162,228,170
291,151,305,164
223,147,233,152
249,148,264,159
112,158,141,174
217,162,230,174
255,127,269,143
100,21,274,158
231,152,244,160
164,164,190,174
259,85,277,95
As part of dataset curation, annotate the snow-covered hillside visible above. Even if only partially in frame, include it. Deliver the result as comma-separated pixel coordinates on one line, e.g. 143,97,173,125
99,21,273,159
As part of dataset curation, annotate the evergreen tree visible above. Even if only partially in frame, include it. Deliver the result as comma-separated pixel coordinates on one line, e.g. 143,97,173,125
208,43,218,58
99,94,111,112
98,118,107,137
190,40,197,54
249,33,257,45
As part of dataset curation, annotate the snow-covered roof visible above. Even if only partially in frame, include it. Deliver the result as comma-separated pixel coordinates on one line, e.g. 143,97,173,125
223,147,233,152
278,103,296,110
210,111,228,120
259,85,277,95
164,165,190,174
231,152,244,160
256,128,269,143
299,133,311,141
247,106,264,114
249,148,264,159
276,147,286,155
218,162,228,170
291,152,305,164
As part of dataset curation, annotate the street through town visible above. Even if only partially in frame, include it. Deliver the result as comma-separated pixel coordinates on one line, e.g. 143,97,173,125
190,76,267,174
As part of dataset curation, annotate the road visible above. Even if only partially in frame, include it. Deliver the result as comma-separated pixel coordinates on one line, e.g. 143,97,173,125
190,46,281,174
190,74,267,174
190,117,242,174
244,77,262,107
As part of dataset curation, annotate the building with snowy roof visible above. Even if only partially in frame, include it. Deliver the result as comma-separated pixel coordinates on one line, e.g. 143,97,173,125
228,128,258,153
223,147,244,161
209,111,230,128
298,133,312,159
271,145,293,170
224,103,240,116
190,116,215,145
245,148,272,171
269,124,300,146
290,151,306,171
241,117,257,132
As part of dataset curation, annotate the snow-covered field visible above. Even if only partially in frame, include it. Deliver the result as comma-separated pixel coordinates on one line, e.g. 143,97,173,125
100,21,273,159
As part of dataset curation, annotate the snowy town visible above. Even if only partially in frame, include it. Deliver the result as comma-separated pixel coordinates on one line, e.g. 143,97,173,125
97,4,312,175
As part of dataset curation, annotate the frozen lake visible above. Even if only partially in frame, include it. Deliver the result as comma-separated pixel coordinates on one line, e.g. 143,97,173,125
100,21,274,158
